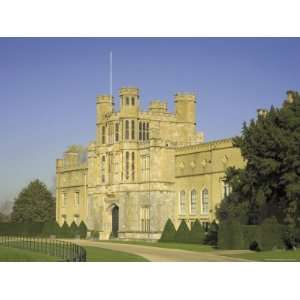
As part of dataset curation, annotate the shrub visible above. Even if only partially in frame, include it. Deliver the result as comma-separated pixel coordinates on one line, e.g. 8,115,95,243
78,221,88,239
70,221,79,238
59,221,72,238
242,225,261,250
204,220,219,246
260,217,284,251
175,220,190,243
189,220,205,244
159,219,176,242
218,219,244,250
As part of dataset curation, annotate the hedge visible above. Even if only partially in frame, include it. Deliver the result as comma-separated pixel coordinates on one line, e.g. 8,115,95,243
159,219,176,242
259,217,285,251
175,220,190,243
218,220,244,250
204,220,218,246
189,220,205,244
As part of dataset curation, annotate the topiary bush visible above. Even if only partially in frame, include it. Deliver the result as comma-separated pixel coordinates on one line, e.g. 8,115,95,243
189,220,205,244
218,219,244,250
260,217,285,251
59,221,72,238
78,221,88,239
204,220,219,246
159,219,176,242
175,220,190,243
70,221,79,238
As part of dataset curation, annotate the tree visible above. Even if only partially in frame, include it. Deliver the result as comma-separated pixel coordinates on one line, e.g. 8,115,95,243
11,179,55,223
78,221,88,239
189,220,205,244
175,220,190,243
217,91,300,227
42,220,60,237
204,220,219,246
70,221,79,238
159,219,176,242
59,221,72,238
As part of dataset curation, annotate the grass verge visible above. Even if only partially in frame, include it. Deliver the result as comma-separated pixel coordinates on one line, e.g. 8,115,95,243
0,245,57,262
224,249,300,262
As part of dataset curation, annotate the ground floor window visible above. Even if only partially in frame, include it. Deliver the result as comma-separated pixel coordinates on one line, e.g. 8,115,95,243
140,207,150,232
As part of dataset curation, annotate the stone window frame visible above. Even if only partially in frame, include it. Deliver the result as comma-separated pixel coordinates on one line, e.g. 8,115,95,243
131,120,135,140
125,120,130,140
101,125,106,144
115,122,119,142
190,189,197,215
125,151,130,180
131,96,135,106
101,155,106,183
140,206,150,232
74,191,80,208
201,187,209,214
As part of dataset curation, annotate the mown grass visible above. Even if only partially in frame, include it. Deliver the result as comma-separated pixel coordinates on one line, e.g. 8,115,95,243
0,245,57,262
225,249,300,262
84,246,148,262
101,240,215,252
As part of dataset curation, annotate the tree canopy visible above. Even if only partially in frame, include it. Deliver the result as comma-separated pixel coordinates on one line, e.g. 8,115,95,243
217,91,300,227
11,179,55,223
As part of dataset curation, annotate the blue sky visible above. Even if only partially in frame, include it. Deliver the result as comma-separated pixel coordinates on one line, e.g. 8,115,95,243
0,37,300,204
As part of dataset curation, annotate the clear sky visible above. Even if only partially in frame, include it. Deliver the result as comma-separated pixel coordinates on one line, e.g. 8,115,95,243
1,37,300,204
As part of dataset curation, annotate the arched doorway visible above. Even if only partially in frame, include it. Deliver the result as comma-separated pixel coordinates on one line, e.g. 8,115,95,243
111,205,119,238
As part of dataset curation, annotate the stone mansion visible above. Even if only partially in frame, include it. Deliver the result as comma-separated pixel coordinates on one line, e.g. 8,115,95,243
56,87,244,240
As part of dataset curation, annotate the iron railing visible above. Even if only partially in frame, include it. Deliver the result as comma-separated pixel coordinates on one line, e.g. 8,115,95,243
0,235,86,261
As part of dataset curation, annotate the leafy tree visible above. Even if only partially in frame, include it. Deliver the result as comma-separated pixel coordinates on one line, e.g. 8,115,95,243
159,218,176,242
78,221,88,239
11,180,55,223
217,91,300,227
175,220,190,243
189,220,205,244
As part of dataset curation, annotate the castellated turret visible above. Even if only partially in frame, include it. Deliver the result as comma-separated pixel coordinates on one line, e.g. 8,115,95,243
174,92,196,125
96,95,114,123
120,87,139,116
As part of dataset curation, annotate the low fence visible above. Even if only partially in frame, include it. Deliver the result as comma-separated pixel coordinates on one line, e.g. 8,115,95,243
0,235,86,261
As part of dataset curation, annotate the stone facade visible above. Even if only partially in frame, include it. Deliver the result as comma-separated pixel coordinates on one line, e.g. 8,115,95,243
56,87,244,240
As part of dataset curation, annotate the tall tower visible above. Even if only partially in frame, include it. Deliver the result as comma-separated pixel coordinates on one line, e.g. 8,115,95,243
120,87,140,117
174,92,196,125
96,95,114,123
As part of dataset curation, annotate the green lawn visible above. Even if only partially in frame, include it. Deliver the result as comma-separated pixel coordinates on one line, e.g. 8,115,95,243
84,246,148,262
101,240,215,252
0,245,58,262
225,249,300,262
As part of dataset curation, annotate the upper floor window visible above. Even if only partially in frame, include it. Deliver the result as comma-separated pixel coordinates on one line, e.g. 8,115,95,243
125,151,130,180
125,120,129,140
190,189,197,215
102,126,106,144
101,155,106,183
131,120,135,140
115,123,119,142
146,122,149,140
139,122,142,140
131,152,135,181
142,122,146,140
126,97,130,105
131,97,135,105
202,188,209,214
179,191,186,214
